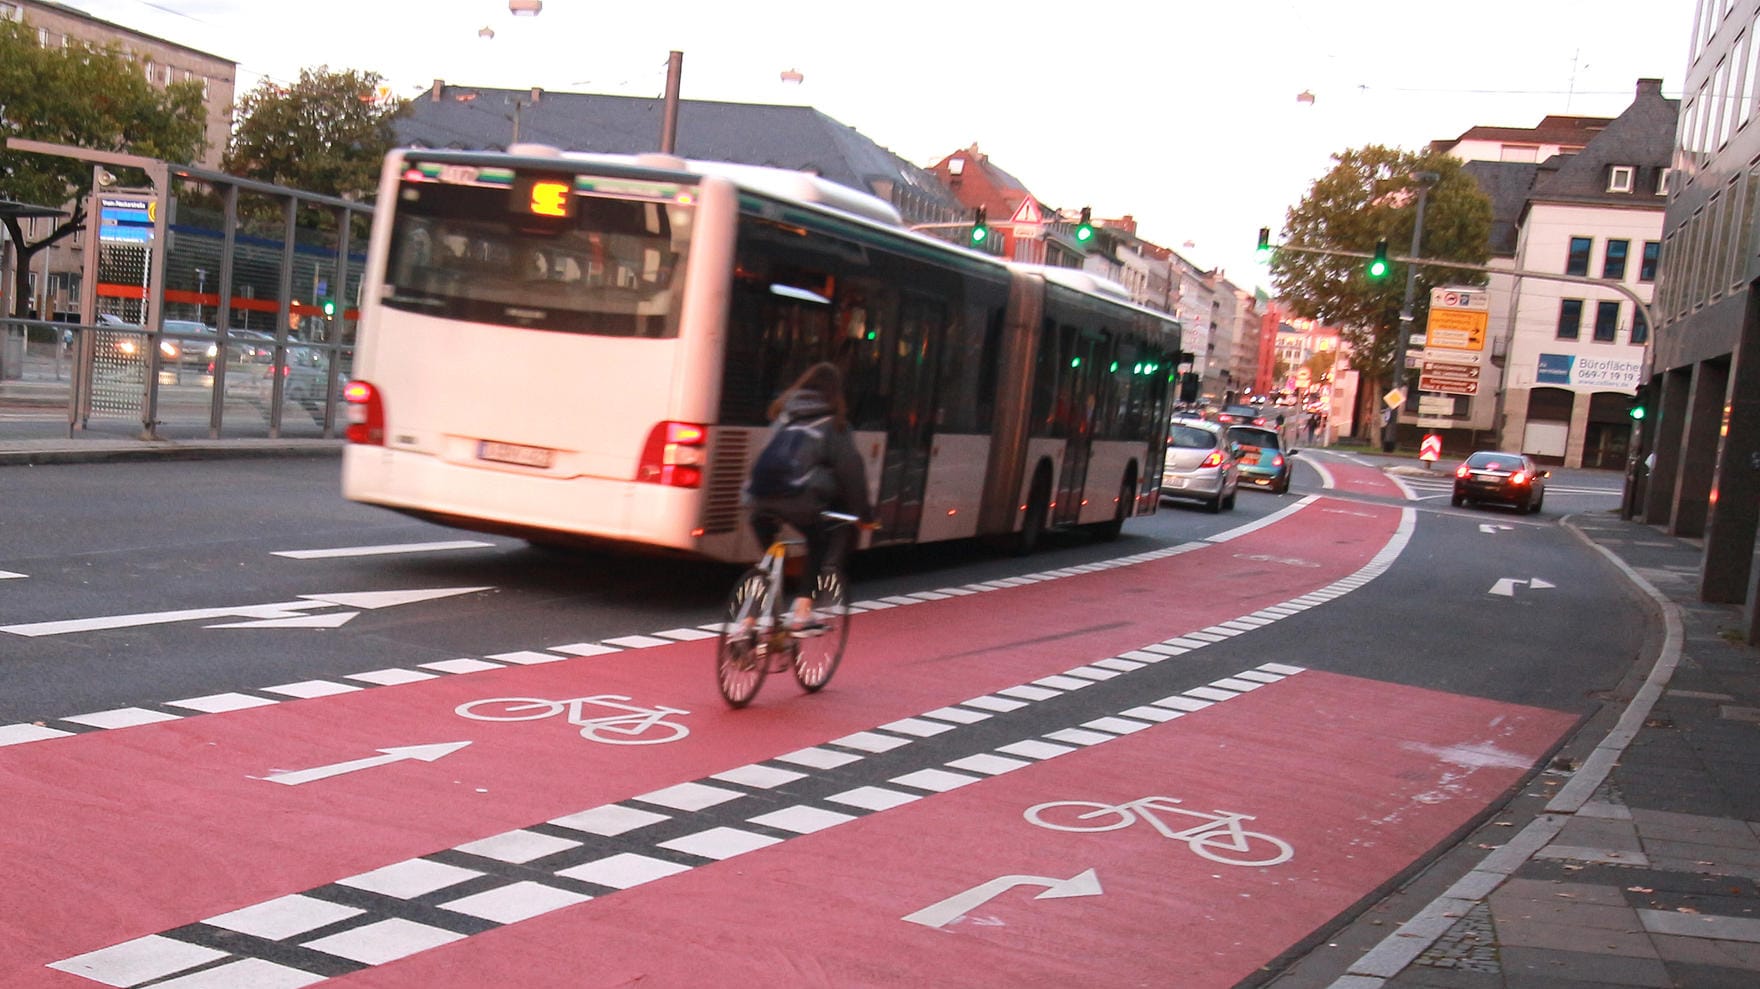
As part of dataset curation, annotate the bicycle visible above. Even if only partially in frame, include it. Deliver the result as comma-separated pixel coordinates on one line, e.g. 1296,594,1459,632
1024,795,1293,867
455,694,691,745
715,510,861,708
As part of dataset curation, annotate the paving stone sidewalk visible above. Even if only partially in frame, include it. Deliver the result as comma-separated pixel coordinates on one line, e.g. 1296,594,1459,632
1333,514,1760,989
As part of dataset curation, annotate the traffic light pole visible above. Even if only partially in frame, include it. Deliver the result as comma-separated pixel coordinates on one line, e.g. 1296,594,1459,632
1388,172,1438,451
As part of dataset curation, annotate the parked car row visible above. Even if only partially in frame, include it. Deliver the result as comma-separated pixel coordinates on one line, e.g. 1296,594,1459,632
90,315,339,423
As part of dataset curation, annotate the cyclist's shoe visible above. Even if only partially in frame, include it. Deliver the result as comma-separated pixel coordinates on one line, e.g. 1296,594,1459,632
789,617,828,638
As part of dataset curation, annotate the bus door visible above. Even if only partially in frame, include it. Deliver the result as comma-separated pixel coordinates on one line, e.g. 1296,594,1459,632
869,293,944,541
1052,326,1104,527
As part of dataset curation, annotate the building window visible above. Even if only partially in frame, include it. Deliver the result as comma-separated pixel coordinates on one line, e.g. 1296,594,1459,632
0,3,23,22
1593,301,1620,342
1657,169,1672,196
1632,312,1649,344
1608,166,1635,192
36,26,48,45
1565,237,1592,276
1603,239,1630,279
1557,299,1584,340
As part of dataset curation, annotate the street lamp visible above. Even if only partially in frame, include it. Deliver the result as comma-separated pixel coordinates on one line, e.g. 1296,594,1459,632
1386,170,1440,453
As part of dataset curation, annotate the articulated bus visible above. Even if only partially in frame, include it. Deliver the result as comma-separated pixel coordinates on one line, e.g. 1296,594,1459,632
341,144,1181,562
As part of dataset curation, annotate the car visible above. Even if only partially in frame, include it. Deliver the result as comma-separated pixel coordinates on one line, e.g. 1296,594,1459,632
1452,451,1549,513
162,320,219,370
231,343,336,423
1226,424,1296,494
1161,420,1240,512
1212,403,1268,427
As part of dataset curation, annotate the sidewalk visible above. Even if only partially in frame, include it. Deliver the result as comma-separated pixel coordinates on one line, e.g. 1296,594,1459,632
1274,513,1760,989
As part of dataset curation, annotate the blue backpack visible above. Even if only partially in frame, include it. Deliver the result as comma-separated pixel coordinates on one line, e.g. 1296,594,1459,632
747,415,832,499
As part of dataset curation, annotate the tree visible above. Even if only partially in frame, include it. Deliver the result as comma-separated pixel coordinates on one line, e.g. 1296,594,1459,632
1269,146,1492,440
0,20,205,316
224,67,405,203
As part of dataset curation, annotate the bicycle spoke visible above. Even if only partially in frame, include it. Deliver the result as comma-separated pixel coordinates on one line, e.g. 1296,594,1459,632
717,569,770,707
793,568,850,692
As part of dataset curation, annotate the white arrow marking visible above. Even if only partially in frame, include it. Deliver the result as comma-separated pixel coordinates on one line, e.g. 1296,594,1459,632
0,586,490,638
1490,577,1554,597
208,612,361,629
261,741,471,786
301,587,491,610
902,869,1102,929
1478,524,1514,534
0,570,26,580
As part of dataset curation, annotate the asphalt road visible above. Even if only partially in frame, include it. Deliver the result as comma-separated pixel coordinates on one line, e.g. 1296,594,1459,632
0,451,1641,988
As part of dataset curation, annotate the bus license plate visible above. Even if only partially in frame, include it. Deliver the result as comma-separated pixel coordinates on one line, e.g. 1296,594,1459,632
478,440,553,468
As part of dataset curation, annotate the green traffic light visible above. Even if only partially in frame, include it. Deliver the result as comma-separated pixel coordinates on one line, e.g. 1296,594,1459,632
1367,239,1390,279
1255,227,1272,262
322,298,337,317
1630,405,1646,421
970,226,988,245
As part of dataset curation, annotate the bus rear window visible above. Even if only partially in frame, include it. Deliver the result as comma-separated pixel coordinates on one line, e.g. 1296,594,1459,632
382,179,693,338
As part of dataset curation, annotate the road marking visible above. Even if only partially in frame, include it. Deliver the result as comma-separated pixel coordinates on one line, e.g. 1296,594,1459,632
1490,577,1556,597
1478,524,1514,534
0,569,25,580
260,741,472,786
902,869,1103,929
271,540,495,559
0,586,490,637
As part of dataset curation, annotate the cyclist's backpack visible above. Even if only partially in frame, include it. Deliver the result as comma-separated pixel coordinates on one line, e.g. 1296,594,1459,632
747,415,832,499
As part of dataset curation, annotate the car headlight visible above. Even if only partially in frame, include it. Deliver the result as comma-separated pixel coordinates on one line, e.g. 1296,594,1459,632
160,341,179,359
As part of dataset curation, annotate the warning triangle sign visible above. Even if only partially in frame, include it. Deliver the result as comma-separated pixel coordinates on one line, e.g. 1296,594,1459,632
1009,196,1043,224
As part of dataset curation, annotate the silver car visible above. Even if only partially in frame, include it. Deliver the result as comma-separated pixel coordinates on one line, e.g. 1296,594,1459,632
1161,420,1240,512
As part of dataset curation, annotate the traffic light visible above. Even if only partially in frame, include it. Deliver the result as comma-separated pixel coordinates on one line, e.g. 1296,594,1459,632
969,206,988,247
1629,387,1648,421
1255,227,1272,262
1076,207,1094,245
321,297,337,318
1367,239,1390,279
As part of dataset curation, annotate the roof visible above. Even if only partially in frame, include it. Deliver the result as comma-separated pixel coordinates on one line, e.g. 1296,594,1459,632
1432,113,1613,154
1528,80,1677,206
1463,160,1540,256
395,85,963,223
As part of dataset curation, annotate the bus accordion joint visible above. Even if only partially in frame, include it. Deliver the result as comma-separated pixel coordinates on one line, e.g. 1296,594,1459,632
343,381,385,445
637,421,707,488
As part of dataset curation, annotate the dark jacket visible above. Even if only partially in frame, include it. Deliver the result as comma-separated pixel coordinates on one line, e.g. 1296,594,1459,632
746,389,874,524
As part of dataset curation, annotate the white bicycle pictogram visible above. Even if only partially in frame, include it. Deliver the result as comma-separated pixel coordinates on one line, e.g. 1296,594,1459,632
456,695,690,745
1025,795,1293,866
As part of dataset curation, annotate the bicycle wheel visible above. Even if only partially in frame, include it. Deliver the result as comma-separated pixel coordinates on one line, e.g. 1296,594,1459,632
716,568,771,708
455,697,564,721
1188,828,1294,867
792,567,850,692
1023,800,1135,832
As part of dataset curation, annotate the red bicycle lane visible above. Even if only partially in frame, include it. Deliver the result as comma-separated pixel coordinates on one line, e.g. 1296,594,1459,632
9,495,1413,986
319,670,1577,989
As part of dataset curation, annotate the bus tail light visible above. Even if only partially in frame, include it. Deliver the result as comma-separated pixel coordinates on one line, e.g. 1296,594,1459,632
344,380,385,445
638,421,706,488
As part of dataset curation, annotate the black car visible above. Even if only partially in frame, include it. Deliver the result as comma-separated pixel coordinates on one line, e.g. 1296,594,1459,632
1226,425,1295,494
1452,451,1548,512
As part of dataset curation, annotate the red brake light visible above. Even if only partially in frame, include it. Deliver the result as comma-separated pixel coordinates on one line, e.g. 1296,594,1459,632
638,420,707,488
1200,450,1225,468
1270,454,1284,468
1510,471,1529,485
343,380,384,445
1455,465,1470,479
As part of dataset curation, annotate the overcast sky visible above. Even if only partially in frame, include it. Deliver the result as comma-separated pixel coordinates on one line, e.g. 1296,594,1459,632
62,0,1698,289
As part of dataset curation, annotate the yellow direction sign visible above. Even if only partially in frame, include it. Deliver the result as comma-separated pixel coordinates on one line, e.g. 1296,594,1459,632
1425,308,1487,350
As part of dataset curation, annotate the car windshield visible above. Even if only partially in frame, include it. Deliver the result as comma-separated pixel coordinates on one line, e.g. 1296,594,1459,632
1228,427,1280,449
1169,425,1219,449
1465,453,1524,471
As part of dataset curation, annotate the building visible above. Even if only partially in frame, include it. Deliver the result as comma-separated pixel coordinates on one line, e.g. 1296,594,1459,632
397,83,964,229
1,0,235,168
1641,0,1760,640
924,145,1100,268
1439,81,1674,465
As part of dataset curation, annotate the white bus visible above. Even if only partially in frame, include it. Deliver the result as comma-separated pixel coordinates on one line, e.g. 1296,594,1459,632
342,145,1182,562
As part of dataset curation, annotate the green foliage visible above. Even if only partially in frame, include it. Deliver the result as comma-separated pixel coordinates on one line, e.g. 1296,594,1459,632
224,67,405,202
0,20,206,313
1269,145,1493,381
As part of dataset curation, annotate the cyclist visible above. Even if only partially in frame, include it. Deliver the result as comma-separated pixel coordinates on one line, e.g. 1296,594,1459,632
744,362,875,635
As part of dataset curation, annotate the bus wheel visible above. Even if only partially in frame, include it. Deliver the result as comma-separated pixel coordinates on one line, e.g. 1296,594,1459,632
1013,466,1053,556
1090,471,1134,542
